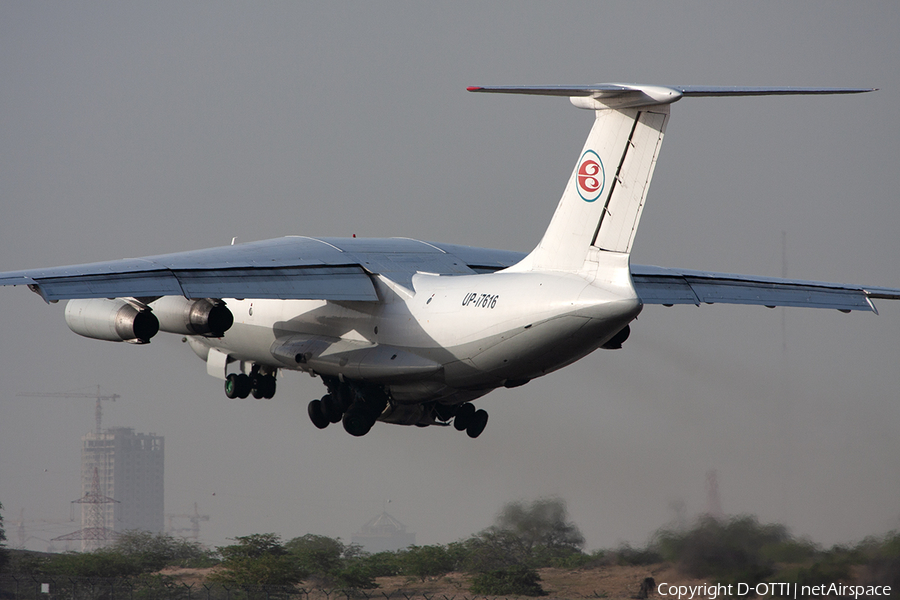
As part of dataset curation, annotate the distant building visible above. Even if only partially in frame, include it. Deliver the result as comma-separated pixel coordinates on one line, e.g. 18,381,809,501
81,427,164,542
351,511,415,553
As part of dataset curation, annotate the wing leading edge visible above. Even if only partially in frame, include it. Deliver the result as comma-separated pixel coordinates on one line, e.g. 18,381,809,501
0,237,525,303
0,238,378,302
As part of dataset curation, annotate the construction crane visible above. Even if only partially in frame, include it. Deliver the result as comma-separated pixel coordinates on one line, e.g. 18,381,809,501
8,508,73,552
17,385,120,433
166,502,210,541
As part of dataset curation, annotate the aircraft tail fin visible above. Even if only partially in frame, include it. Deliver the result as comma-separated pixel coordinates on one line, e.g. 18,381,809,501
468,84,874,273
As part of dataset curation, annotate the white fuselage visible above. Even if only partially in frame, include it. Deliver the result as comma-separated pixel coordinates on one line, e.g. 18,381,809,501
191,268,642,407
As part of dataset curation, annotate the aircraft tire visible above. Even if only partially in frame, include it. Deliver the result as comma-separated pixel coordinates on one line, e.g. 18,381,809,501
308,399,330,429
263,376,276,399
234,374,252,399
453,402,476,431
252,375,276,399
322,393,343,423
251,382,265,399
466,409,489,438
342,404,373,437
224,374,240,399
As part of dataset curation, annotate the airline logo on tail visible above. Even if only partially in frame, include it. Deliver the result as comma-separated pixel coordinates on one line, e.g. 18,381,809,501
576,149,604,202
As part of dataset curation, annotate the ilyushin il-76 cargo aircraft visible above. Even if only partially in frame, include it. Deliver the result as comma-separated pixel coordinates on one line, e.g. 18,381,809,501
2,84,898,438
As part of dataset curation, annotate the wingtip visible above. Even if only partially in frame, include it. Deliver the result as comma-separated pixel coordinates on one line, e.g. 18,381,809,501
466,86,483,92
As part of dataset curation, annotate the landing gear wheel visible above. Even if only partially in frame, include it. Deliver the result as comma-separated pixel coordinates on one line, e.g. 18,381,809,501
453,403,476,431
252,375,276,399
224,374,240,399
322,393,343,423
234,374,251,398
225,373,251,399
342,404,373,437
466,409,489,438
264,376,277,399
251,380,265,399
308,399,330,429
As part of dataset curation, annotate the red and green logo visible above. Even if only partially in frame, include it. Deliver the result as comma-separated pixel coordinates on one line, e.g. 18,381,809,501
576,150,605,202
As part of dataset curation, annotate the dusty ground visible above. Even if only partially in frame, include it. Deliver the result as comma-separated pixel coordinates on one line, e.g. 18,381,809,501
161,563,706,599
158,566,218,587
371,564,705,599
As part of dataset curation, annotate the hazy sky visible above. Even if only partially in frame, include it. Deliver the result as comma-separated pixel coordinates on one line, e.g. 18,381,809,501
1,2,898,553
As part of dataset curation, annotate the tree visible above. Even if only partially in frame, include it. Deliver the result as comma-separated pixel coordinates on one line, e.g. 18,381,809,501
333,556,378,589
462,498,585,571
397,545,455,581
208,533,305,587
495,498,584,554
358,551,400,578
111,530,216,570
655,515,790,580
40,549,144,578
0,501,8,573
458,529,530,571
285,534,348,576
284,533,375,588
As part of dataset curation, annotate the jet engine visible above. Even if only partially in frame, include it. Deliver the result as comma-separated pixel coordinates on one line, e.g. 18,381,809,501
65,298,159,344
150,297,233,337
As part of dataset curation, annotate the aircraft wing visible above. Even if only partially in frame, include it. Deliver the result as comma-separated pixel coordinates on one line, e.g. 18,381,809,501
3,235,895,312
0,237,523,303
631,264,900,313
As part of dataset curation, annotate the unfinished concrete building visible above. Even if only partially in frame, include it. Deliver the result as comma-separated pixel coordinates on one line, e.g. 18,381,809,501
80,427,164,542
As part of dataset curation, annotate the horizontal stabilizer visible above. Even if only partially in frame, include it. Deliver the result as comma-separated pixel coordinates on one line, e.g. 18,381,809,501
631,265,900,313
468,84,874,109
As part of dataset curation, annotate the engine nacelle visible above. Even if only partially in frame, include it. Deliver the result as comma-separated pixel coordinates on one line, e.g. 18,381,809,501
65,299,159,344
151,297,233,337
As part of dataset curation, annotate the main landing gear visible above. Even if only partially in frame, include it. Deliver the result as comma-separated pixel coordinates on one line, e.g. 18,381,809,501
308,382,388,437
450,402,489,438
224,369,277,399
306,387,490,438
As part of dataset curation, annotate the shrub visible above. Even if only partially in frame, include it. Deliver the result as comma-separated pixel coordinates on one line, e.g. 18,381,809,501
333,557,378,589
359,551,401,578
208,533,305,587
398,545,455,581
40,549,144,578
761,538,819,564
613,544,663,566
549,549,597,569
470,565,546,596
285,534,348,577
111,530,216,570
0,501,8,573
774,555,852,591
655,515,788,580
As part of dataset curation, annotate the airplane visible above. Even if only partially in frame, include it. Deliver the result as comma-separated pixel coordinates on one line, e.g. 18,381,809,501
2,83,898,439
